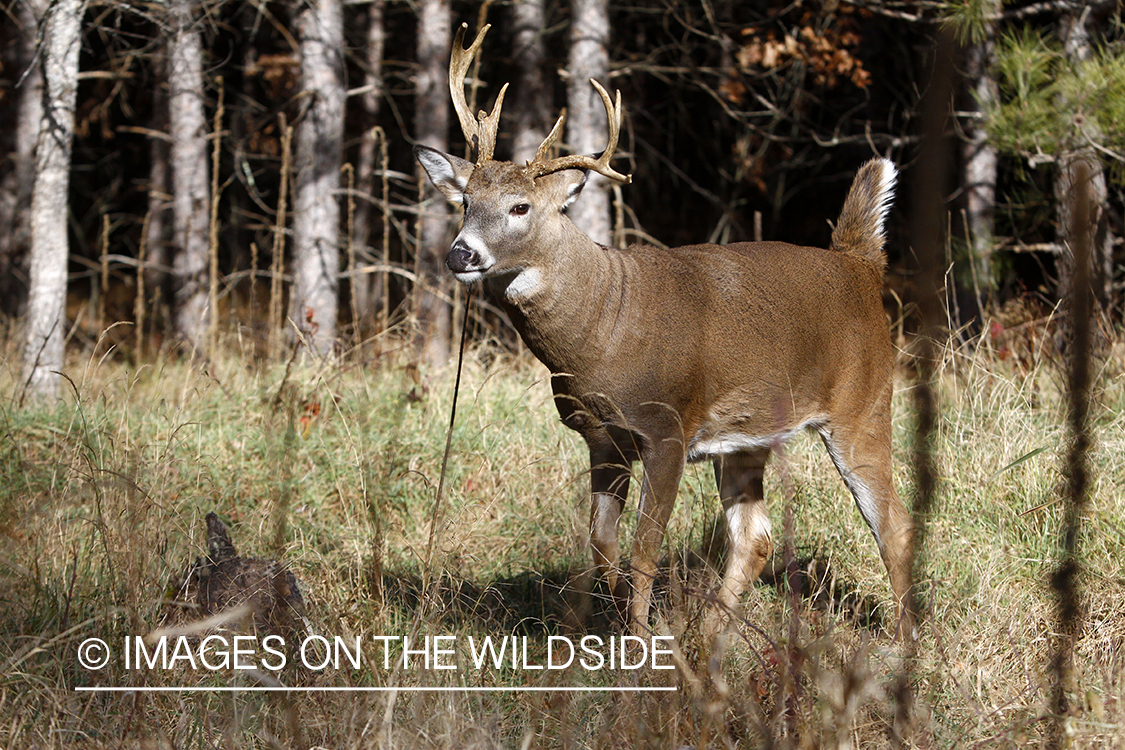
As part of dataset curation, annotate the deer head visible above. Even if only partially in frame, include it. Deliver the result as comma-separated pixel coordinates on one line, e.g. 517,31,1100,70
415,23,630,286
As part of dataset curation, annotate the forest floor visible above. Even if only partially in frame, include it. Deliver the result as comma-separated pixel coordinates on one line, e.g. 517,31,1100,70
1,324,1124,748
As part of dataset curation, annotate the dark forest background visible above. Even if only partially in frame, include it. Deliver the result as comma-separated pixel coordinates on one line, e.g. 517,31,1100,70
1,0,1122,388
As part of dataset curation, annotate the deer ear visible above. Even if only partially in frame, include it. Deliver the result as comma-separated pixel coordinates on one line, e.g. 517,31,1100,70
563,170,589,209
415,145,475,205
536,168,588,211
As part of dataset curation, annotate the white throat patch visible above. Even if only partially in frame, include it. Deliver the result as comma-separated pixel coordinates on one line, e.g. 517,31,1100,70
504,267,543,302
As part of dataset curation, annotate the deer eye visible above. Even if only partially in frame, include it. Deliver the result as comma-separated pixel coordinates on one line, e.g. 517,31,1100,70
510,203,530,216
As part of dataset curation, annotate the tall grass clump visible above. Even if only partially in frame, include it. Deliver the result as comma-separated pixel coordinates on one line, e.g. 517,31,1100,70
1,321,1123,747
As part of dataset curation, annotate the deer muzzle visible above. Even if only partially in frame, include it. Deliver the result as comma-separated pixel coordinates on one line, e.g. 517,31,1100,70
446,238,489,280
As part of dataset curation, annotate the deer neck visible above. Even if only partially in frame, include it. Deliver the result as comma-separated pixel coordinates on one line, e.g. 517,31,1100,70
491,224,630,377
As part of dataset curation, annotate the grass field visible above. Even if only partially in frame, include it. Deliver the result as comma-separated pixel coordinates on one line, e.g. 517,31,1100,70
1,325,1123,748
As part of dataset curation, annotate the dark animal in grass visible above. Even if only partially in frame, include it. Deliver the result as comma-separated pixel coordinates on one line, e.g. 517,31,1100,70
170,513,307,639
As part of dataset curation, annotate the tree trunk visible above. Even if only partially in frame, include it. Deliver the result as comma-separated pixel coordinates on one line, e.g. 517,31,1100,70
168,0,211,352
22,0,85,403
144,49,171,312
1055,153,1110,309
565,0,612,245
510,0,551,166
292,0,346,357
414,0,453,366
1054,7,1113,313
352,0,385,327
960,0,1000,299
0,0,48,319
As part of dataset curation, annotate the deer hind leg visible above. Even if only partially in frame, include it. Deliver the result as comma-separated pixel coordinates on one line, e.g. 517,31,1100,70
818,422,914,637
703,448,773,642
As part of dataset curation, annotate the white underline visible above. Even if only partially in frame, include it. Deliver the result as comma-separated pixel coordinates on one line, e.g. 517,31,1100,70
75,686,678,693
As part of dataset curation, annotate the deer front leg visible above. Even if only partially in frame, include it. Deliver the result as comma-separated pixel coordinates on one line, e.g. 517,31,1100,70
589,448,632,607
628,438,686,636
566,437,634,630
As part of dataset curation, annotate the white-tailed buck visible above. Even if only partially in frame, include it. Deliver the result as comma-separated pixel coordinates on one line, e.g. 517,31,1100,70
417,23,913,638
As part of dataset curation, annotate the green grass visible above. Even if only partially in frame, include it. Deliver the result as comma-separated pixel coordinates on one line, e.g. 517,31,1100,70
1,328,1123,748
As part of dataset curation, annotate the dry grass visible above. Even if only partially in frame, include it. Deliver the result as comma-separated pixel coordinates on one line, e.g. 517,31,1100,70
1,326,1123,748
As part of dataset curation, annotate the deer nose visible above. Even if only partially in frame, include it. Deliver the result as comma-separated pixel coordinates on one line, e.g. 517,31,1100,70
446,239,479,273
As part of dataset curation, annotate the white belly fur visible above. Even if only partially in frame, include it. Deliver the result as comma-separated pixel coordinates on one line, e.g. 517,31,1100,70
686,417,825,462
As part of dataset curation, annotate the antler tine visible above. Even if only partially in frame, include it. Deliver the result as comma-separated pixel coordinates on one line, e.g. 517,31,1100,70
524,79,631,184
449,22,507,164
530,109,567,165
449,24,485,152
593,80,625,174
474,82,508,163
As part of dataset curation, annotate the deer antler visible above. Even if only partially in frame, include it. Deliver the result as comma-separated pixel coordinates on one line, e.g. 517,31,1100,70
450,23,508,164
524,79,631,184
447,24,629,182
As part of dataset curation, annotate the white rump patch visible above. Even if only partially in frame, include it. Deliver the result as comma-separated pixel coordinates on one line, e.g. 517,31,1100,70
504,267,543,302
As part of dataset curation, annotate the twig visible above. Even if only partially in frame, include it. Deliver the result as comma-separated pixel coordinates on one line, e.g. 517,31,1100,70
98,214,110,338
421,288,476,602
270,114,292,360
377,126,391,333
344,162,358,346
134,210,151,359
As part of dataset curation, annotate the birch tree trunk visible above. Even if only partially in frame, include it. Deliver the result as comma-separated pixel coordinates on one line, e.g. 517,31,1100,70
291,0,346,357
414,0,452,366
352,0,385,325
565,0,612,245
168,0,211,352
510,0,550,166
22,0,86,402
960,0,999,298
1054,7,1113,313
0,0,48,319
